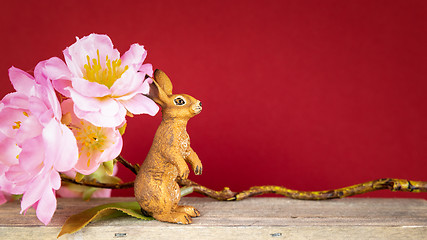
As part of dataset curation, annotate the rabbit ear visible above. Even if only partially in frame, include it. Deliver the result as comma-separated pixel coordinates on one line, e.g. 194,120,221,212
148,78,169,106
154,69,173,95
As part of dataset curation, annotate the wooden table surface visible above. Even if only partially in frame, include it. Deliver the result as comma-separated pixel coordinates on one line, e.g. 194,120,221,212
0,197,426,239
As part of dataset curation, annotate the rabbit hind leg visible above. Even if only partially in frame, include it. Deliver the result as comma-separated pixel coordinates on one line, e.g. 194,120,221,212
152,212,193,224
174,205,200,217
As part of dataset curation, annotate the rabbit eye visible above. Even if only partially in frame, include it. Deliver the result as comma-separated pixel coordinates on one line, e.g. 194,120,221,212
174,97,186,106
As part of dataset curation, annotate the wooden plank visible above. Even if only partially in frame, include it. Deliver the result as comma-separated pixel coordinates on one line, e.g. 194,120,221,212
0,197,426,239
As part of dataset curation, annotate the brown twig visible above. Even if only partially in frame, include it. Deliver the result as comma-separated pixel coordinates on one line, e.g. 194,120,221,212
177,178,236,200
116,155,139,175
231,178,427,201
59,155,139,189
179,178,427,201
60,173,134,189
61,155,427,201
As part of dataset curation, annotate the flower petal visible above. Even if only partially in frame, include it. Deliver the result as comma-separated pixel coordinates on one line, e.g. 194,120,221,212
15,114,44,145
0,174,17,194
1,92,29,110
42,119,78,172
20,175,48,213
5,165,32,187
60,99,74,115
73,105,126,128
99,131,123,162
140,77,151,95
16,136,44,173
27,96,49,120
40,57,72,80
33,62,63,119
71,77,111,98
0,132,20,168
35,188,56,225
63,48,84,79
120,94,159,116
50,170,61,190
8,67,35,95
110,67,145,98
67,87,103,112
100,100,120,117
121,43,147,70
36,57,70,99
0,106,28,138
28,95,48,113
65,34,120,77
139,63,154,77
74,150,103,175
60,99,83,128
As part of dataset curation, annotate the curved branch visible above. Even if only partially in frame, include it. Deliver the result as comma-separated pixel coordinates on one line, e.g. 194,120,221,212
62,155,427,201
179,178,427,201
116,155,139,175
60,174,134,189
232,178,427,200
177,178,236,200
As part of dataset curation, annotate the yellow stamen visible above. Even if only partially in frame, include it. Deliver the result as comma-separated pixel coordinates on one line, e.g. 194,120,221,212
83,49,128,88
86,152,91,167
12,121,21,129
73,122,113,167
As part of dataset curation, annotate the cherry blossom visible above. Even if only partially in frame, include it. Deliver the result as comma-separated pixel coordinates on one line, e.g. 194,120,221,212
61,99,122,175
43,33,159,128
0,64,78,225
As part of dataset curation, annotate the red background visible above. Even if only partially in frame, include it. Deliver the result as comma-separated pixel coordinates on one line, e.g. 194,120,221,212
1,0,426,198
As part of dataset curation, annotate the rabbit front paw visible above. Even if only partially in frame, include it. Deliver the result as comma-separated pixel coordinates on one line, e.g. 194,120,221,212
194,164,203,175
179,167,190,179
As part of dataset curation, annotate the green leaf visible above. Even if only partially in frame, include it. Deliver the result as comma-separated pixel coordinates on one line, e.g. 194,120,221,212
57,201,153,238
103,160,115,176
118,122,127,135
82,187,98,201
11,194,23,201
58,187,194,238
180,186,194,196
75,172,85,182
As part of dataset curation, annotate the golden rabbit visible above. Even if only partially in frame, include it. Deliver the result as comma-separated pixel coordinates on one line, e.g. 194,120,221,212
134,69,203,224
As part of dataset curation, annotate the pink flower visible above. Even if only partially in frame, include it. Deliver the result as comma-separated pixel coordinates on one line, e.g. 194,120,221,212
0,64,78,225
43,33,159,128
61,99,123,175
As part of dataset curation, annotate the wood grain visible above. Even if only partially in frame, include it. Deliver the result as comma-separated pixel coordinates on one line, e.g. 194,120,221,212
0,197,426,239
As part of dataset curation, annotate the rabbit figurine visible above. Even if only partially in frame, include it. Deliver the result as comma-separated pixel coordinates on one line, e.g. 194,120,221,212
134,69,203,224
